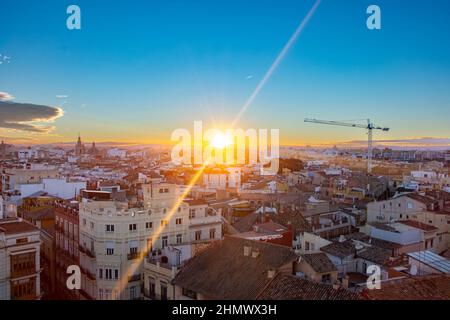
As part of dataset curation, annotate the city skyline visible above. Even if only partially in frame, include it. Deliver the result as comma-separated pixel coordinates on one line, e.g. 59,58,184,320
1,0,450,147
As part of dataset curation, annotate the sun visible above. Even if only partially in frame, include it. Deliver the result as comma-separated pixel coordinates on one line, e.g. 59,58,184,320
210,132,233,149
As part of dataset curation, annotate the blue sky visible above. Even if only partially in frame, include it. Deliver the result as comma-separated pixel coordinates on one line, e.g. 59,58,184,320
0,0,449,145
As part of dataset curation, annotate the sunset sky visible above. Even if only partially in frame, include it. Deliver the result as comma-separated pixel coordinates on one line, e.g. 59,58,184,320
1,0,450,147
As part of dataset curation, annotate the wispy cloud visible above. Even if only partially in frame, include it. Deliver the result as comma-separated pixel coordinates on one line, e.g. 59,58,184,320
0,54,11,65
56,94,69,98
0,100,64,133
0,91,14,101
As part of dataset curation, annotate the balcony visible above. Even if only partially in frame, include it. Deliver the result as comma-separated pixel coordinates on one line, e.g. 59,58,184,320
142,289,164,300
10,266,36,279
128,274,141,282
85,249,95,258
127,252,140,260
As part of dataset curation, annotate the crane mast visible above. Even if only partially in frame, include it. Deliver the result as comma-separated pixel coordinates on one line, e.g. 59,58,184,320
304,118,389,177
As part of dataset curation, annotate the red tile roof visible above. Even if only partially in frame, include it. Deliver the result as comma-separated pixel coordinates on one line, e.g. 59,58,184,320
400,220,438,232
0,219,40,235
363,275,450,300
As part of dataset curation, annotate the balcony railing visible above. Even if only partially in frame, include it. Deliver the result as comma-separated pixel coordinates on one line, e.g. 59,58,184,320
127,252,140,260
128,274,141,282
11,267,36,279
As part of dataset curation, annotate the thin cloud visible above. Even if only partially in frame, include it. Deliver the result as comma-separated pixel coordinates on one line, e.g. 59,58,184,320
0,91,14,101
0,54,11,65
0,100,64,133
56,95,69,98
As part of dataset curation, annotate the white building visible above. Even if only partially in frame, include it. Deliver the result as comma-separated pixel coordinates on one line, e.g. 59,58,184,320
107,148,127,159
0,218,41,300
78,183,221,300
16,178,86,200
202,167,241,189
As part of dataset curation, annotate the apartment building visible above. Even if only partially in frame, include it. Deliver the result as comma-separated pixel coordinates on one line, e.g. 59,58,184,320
54,201,81,300
142,245,191,300
183,199,222,245
0,218,41,300
1,167,59,193
367,193,437,223
79,184,191,300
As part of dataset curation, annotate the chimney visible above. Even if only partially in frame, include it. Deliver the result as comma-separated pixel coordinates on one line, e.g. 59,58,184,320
267,269,276,279
332,281,341,290
243,246,251,256
342,275,349,289
251,250,260,258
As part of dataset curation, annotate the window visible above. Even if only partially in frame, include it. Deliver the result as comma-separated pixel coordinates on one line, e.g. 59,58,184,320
115,269,119,279
130,247,138,255
195,231,201,241
161,220,168,227
382,204,385,209
146,222,152,229
130,286,137,300
105,289,112,300
164,188,169,193
106,224,114,232
407,202,413,209
106,241,115,255
105,268,113,279
160,282,168,300
148,277,156,299
99,268,103,279
189,209,196,219
129,224,137,231
90,222,94,229
162,236,168,248
159,189,164,193
98,289,103,300
176,234,182,244
176,218,182,225
305,241,310,251
82,219,86,226
182,288,197,300
398,203,401,207
147,238,153,251
209,228,215,239
321,274,331,283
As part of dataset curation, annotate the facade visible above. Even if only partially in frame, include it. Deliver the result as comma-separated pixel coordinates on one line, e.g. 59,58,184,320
55,201,81,299
0,218,41,300
78,183,206,300
1,167,59,193
367,193,436,223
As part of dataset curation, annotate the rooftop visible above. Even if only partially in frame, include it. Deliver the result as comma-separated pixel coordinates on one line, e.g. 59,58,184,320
363,275,450,300
300,253,337,273
257,274,361,300
0,218,40,235
173,237,298,299
407,250,450,274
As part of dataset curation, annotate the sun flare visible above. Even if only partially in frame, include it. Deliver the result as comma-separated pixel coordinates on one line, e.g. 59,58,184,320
210,132,233,149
